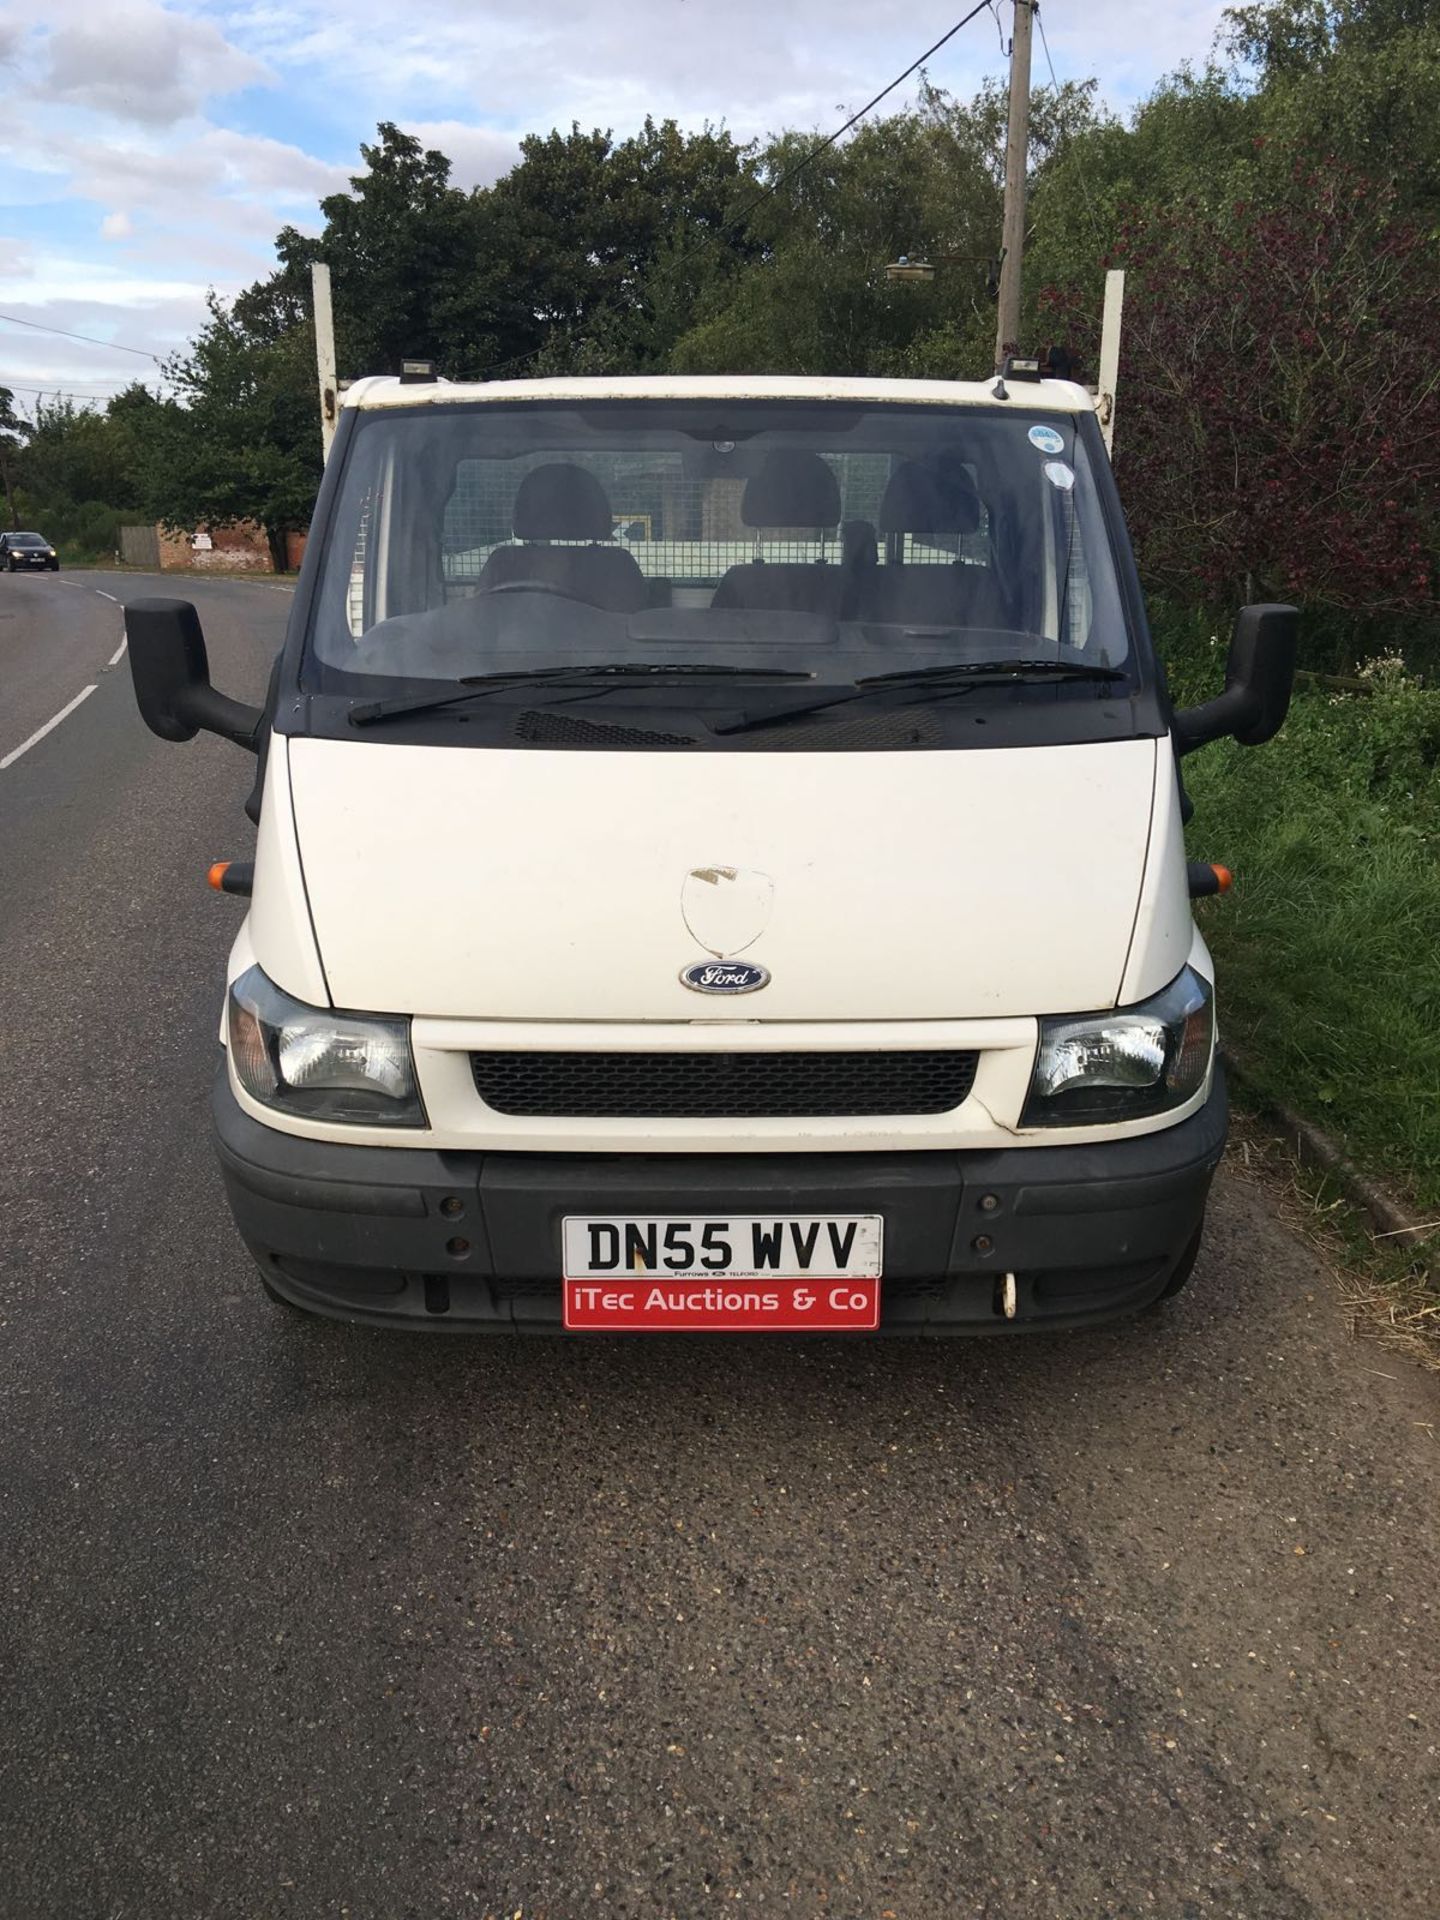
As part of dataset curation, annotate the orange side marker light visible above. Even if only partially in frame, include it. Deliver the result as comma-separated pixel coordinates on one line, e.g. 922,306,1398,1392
207,861,231,892
1211,864,1233,893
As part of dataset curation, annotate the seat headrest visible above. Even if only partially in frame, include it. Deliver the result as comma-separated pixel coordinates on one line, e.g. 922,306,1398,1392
513,463,614,540
741,451,841,530
878,459,983,537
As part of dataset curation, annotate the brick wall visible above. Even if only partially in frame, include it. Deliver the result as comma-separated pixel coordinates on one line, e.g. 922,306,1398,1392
154,522,304,572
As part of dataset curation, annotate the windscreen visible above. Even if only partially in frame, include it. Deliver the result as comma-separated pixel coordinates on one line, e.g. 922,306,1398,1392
308,401,1132,700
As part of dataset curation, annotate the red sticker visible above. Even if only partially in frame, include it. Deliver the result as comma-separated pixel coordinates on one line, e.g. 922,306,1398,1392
564,1277,881,1332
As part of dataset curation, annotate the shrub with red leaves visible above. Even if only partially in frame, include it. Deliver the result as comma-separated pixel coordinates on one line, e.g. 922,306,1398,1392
1043,161,1440,614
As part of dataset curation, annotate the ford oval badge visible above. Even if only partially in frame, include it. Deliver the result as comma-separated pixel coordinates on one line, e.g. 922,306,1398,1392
680,959,771,996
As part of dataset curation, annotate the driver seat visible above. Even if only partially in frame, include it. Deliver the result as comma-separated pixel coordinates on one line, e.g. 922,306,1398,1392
477,464,649,612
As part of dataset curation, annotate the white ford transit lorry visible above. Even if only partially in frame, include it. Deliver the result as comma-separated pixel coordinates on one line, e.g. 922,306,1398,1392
126,372,1296,1333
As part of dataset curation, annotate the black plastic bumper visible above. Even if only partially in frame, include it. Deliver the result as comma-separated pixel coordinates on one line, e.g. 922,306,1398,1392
212,1065,1227,1334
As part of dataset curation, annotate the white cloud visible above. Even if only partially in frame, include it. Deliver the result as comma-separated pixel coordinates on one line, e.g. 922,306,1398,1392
200,126,347,200
0,114,345,237
228,0,879,139
1031,0,1232,102
38,1,271,126
101,210,134,239
1,259,205,305
225,0,1236,136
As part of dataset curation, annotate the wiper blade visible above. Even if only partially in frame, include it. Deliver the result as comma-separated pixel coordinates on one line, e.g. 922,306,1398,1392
349,662,813,726
715,660,1124,736
857,658,1125,689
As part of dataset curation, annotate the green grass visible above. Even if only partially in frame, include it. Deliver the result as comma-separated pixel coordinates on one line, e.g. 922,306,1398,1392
1154,607,1440,1214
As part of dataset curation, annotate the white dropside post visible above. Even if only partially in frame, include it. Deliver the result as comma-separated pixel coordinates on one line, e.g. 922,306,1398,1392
1097,268,1125,457
312,263,338,461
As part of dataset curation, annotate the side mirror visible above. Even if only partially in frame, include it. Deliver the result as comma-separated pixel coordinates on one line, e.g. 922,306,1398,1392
1172,603,1298,756
126,598,264,753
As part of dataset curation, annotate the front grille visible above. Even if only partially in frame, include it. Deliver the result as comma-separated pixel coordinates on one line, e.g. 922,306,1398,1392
469,1049,979,1119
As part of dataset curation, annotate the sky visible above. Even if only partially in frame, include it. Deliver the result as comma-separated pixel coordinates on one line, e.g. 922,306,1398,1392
0,0,1231,411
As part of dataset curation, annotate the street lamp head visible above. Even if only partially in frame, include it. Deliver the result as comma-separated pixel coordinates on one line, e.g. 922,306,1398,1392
884,256,936,283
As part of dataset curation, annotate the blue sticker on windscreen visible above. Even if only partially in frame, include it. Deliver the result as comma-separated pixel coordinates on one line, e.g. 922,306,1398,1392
1028,424,1066,455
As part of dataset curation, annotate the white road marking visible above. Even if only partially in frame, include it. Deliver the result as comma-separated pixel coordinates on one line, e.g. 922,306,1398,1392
1,684,97,770
3,571,277,767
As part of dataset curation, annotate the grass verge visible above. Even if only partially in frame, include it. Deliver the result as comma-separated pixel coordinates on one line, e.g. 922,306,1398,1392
1154,606,1440,1217
1224,1095,1440,1371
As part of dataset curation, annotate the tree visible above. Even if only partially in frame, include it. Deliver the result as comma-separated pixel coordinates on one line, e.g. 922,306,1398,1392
249,117,760,383
487,117,757,374
261,123,499,378
1223,0,1440,221
670,78,1106,380
1024,64,1256,345
154,295,322,568
20,394,150,514
1027,0,1440,612
0,387,28,529
1043,158,1440,611
672,85,1005,377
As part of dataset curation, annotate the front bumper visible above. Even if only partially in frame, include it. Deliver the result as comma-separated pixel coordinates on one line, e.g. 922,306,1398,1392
7,554,57,569
213,1065,1227,1334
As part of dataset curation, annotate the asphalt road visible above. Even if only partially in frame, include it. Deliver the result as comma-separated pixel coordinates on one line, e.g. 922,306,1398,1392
2,567,1438,1920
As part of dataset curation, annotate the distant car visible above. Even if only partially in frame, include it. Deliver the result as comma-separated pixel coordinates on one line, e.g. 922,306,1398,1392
1,532,59,572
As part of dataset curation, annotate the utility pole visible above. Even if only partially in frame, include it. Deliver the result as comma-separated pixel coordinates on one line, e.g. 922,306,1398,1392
993,0,1034,371
311,262,338,461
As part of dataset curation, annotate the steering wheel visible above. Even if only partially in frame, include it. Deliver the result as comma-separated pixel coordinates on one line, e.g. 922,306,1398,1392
483,580,599,607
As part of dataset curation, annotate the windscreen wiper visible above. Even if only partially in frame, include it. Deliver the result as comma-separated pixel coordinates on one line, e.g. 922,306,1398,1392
349,663,814,727
714,659,1125,735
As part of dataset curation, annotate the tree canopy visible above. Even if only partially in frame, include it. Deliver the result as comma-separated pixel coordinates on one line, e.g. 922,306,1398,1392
11,0,1437,613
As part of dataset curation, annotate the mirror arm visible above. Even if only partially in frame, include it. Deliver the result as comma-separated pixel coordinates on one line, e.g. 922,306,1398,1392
179,684,264,753
1171,686,1254,758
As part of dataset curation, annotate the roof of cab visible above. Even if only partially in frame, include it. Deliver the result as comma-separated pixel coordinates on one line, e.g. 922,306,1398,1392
340,371,1096,416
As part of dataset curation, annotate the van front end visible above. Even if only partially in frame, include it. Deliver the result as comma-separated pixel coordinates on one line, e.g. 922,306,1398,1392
213,1045,1227,1334
126,373,1294,1337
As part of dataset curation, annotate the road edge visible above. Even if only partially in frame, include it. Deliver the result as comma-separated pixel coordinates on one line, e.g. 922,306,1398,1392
1222,1046,1436,1282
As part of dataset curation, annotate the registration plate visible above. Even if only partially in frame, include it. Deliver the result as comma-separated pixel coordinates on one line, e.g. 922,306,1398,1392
562,1214,883,1331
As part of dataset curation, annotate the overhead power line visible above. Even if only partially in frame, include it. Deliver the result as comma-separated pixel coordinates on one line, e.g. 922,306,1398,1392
730,1,997,225
0,311,164,362
3,382,150,404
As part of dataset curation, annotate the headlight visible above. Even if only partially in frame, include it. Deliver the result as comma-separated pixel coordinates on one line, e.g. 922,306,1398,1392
1021,966,1214,1127
227,965,426,1127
